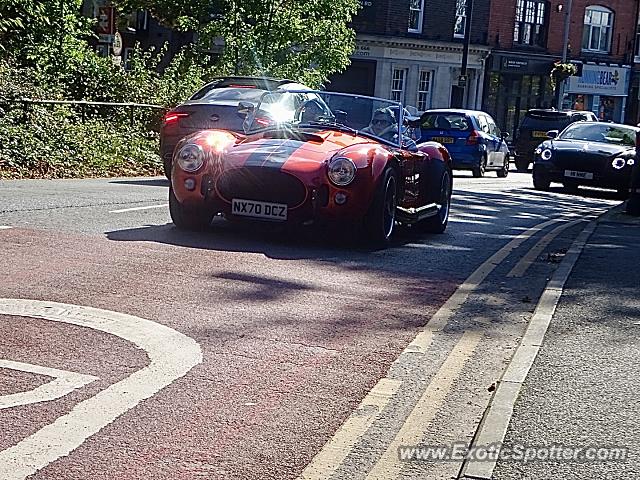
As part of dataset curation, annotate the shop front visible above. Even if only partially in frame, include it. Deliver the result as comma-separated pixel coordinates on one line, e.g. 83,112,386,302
482,52,555,139
328,35,489,112
564,64,631,123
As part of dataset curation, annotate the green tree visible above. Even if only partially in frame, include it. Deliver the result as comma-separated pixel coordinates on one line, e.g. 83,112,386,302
114,0,360,87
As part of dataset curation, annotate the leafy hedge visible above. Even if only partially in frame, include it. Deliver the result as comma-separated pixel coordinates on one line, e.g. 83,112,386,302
0,3,210,180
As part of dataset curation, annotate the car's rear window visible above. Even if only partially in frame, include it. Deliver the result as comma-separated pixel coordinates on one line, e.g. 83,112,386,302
190,87,267,102
520,113,574,131
421,113,471,131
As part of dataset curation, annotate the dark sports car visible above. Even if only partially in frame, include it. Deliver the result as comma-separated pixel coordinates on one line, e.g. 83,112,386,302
532,121,638,196
160,76,309,179
169,90,453,246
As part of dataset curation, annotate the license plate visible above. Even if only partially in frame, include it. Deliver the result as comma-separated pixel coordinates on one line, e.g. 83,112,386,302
564,170,594,180
432,136,454,144
231,199,287,221
532,131,548,138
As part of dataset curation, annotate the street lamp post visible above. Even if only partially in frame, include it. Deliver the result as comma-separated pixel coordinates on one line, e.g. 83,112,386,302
556,0,573,109
456,0,474,108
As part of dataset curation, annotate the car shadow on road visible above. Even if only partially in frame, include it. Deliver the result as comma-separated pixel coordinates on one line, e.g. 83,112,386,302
105,218,447,261
109,178,170,187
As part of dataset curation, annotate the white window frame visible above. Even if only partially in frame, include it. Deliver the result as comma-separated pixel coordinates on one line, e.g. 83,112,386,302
513,0,547,47
417,70,433,111
582,6,614,53
408,0,424,33
391,68,408,103
454,0,467,39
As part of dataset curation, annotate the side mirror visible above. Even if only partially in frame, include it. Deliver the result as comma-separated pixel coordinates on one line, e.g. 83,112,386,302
501,131,511,141
546,130,559,139
237,101,255,117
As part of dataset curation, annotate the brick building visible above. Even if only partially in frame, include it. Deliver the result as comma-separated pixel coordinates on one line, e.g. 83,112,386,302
327,0,492,112
484,0,640,136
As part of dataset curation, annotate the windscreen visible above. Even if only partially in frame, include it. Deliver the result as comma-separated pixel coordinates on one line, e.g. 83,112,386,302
559,123,637,146
245,91,403,147
190,87,266,102
521,113,573,131
420,113,471,131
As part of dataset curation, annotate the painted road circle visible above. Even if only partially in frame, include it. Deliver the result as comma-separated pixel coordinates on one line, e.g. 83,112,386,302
0,298,202,480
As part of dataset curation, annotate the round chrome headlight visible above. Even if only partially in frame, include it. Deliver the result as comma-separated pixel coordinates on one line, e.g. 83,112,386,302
328,157,357,186
176,144,205,172
540,149,553,161
612,157,627,170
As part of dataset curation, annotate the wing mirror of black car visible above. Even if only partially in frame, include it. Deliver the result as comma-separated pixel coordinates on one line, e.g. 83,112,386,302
546,130,559,139
501,131,511,141
334,110,348,124
237,101,255,117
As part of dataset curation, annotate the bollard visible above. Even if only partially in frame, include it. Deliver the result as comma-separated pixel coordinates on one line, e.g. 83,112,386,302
625,131,640,216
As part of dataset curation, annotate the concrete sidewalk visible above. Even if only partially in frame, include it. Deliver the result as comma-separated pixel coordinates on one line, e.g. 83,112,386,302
492,208,640,479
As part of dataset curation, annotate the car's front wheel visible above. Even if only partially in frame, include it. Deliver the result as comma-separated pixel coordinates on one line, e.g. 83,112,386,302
532,168,551,191
515,156,529,172
363,166,398,247
169,187,214,231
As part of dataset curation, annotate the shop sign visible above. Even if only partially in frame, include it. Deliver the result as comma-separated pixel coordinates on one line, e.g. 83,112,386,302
502,57,529,70
566,64,630,96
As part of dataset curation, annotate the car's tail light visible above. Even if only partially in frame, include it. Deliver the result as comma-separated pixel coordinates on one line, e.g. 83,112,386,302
466,130,481,145
163,112,189,126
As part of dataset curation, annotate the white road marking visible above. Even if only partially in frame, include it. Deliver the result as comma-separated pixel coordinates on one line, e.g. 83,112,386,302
0,226,12,230
0,299,202,480
299,216,576,479
299,378,401,480
0,360,98,409
109,204,168,214
507,219,586,278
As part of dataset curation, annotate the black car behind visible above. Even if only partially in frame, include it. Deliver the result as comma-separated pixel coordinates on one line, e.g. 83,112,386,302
513,109,598,172
160,76,308,178
532,122,638,196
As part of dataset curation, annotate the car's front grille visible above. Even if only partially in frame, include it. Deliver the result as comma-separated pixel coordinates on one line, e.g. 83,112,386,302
552,151,607,176
216,167,307,208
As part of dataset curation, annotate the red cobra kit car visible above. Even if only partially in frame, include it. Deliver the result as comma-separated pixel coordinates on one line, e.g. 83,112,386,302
169,90,453,246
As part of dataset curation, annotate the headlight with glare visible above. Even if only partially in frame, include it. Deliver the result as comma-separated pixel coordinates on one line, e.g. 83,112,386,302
534,146,543,155
328,157,357,186
176,144,205,172
612,157,627,170
540,149,553,161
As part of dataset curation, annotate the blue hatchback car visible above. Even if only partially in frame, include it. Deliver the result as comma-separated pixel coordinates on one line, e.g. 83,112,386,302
416,109,510,178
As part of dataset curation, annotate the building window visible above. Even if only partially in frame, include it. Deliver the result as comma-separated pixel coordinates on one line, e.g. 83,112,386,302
391,68,407,103
417,71,432,111
582,6,613,53
454,0,467,38
513,0,547,47
409,0,424,33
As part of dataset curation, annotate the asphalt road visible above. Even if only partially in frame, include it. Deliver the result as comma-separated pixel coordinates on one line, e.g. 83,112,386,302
0,169,620,479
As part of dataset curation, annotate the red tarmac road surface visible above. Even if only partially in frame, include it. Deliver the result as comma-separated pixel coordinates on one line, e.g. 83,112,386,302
0,226,458,479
